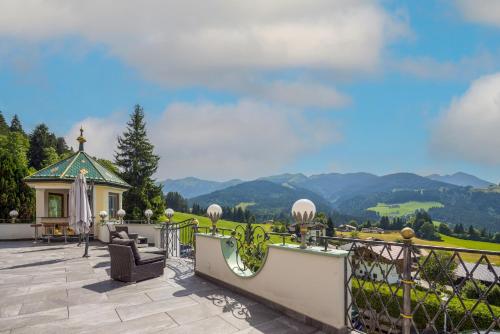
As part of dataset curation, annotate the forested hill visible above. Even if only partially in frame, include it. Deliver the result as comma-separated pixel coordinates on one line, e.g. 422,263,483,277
160,177,242,198
182,172,500,232
189,180,332,219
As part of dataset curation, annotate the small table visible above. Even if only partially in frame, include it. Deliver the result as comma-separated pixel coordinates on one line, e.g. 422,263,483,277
42,222,69,243
30,224,42,244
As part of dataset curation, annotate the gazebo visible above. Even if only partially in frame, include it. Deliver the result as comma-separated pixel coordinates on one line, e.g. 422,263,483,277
24,128,130,240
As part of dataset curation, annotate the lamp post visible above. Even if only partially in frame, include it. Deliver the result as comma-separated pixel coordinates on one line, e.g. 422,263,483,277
99,210,108,223
291,199,316,249
9,210,19,224
117,209,126,224
165,208,174,223
144,209,153,224
207,204,222,235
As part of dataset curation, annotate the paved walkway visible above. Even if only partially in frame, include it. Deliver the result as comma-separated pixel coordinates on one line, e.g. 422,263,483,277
0,241,321,334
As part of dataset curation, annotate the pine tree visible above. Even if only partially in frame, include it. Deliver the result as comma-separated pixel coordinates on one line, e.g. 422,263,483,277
9,115,24,134
453,223,465,235
438,222,452,235
56,137,70,155
0,111,9,135
115,105,165,220
468,225,479,240
28,124,58,170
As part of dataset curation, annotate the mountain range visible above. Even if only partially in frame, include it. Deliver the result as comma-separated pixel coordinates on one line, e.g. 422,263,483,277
426,172,493,188
160,172,500,231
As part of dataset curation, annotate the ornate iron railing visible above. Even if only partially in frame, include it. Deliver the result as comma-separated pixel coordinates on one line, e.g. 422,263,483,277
321,235,500,334
159,218,198,261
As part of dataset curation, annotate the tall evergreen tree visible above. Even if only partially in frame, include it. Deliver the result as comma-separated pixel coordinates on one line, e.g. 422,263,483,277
56,137,70,155
165,192,189,212
28,124,58,170
9,115,24,134
0,111,9,135
115,105,165,220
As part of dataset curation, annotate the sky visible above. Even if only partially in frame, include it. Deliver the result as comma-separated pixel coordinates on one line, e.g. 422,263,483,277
1,0,500,182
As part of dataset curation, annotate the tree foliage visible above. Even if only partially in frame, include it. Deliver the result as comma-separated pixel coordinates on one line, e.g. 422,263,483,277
419,251,457,287
164,192,189,212
28,124,58,170
114,105,165,220
0,120,35,218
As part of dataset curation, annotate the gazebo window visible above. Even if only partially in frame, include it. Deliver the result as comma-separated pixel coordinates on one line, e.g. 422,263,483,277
48,193,64,218
108,193,119,219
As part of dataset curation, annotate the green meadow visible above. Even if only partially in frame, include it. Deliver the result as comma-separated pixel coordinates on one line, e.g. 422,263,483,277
367,201,444,217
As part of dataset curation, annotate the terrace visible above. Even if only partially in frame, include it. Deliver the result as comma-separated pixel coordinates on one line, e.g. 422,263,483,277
0,241,321,334
1,202,499,334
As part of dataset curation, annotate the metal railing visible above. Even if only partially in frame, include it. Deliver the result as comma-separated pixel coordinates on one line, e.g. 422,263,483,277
322,235,500,334
159,219,198,261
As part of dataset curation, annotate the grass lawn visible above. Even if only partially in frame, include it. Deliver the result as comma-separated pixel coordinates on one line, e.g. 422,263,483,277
172,212,499,264
351,231,500,265
367,201,444,217
171,212,292,244
235,202,256,210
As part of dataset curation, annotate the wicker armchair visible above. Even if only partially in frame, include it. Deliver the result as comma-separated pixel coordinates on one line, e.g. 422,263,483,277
114,225,139,242
108,239,164,282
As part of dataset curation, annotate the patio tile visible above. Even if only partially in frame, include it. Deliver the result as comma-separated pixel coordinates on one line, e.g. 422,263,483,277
80,312,178,334
0,242,321,334
105,291,151,306
116,296,198,321
219,303,281,330
166,302,224,324
19,298,68,315
0,304,22,318
164,315,238,334
0,307,68,332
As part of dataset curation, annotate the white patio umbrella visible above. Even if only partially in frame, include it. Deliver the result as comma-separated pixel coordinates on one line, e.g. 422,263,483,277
69,172,93,257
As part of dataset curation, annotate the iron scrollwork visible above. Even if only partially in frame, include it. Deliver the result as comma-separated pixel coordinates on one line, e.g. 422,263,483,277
228,222,271,273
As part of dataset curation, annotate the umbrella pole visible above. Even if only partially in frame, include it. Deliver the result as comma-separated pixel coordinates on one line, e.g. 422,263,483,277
83,232,89,257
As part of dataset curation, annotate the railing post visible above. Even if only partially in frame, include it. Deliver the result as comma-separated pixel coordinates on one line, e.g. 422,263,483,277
401,227,415,334
165,223,170,259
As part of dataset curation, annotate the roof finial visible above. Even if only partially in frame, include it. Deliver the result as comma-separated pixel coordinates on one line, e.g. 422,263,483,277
77,126,86,152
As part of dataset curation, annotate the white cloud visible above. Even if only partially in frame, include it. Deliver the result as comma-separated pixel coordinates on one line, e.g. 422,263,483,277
251,81,350,109
65,113,125,160
455,0,500,27
396,52,499,80
430,72,500,164
66,100,339,180
0,0,407,90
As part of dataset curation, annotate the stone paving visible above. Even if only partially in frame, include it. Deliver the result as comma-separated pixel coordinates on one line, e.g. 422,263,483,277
0,241,322,334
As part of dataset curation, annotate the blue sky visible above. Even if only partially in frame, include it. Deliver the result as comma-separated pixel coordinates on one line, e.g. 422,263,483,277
1,1,500,182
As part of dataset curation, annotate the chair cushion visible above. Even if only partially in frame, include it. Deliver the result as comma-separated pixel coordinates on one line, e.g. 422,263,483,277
137,252,165,265
111,238,141,263
117,231,129,239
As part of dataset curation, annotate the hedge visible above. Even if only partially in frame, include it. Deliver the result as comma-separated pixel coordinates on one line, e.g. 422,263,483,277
352,280,500,331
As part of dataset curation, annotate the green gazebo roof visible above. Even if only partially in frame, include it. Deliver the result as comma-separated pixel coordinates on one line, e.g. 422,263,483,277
24,129,130,189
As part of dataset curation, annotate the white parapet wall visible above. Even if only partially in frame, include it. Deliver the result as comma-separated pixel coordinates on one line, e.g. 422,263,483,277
195,233,349,333
95,222,163,247
0,223,34,240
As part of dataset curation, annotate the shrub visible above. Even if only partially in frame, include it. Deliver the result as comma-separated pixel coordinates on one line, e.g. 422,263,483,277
351,279,499,331
461,280,500,307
